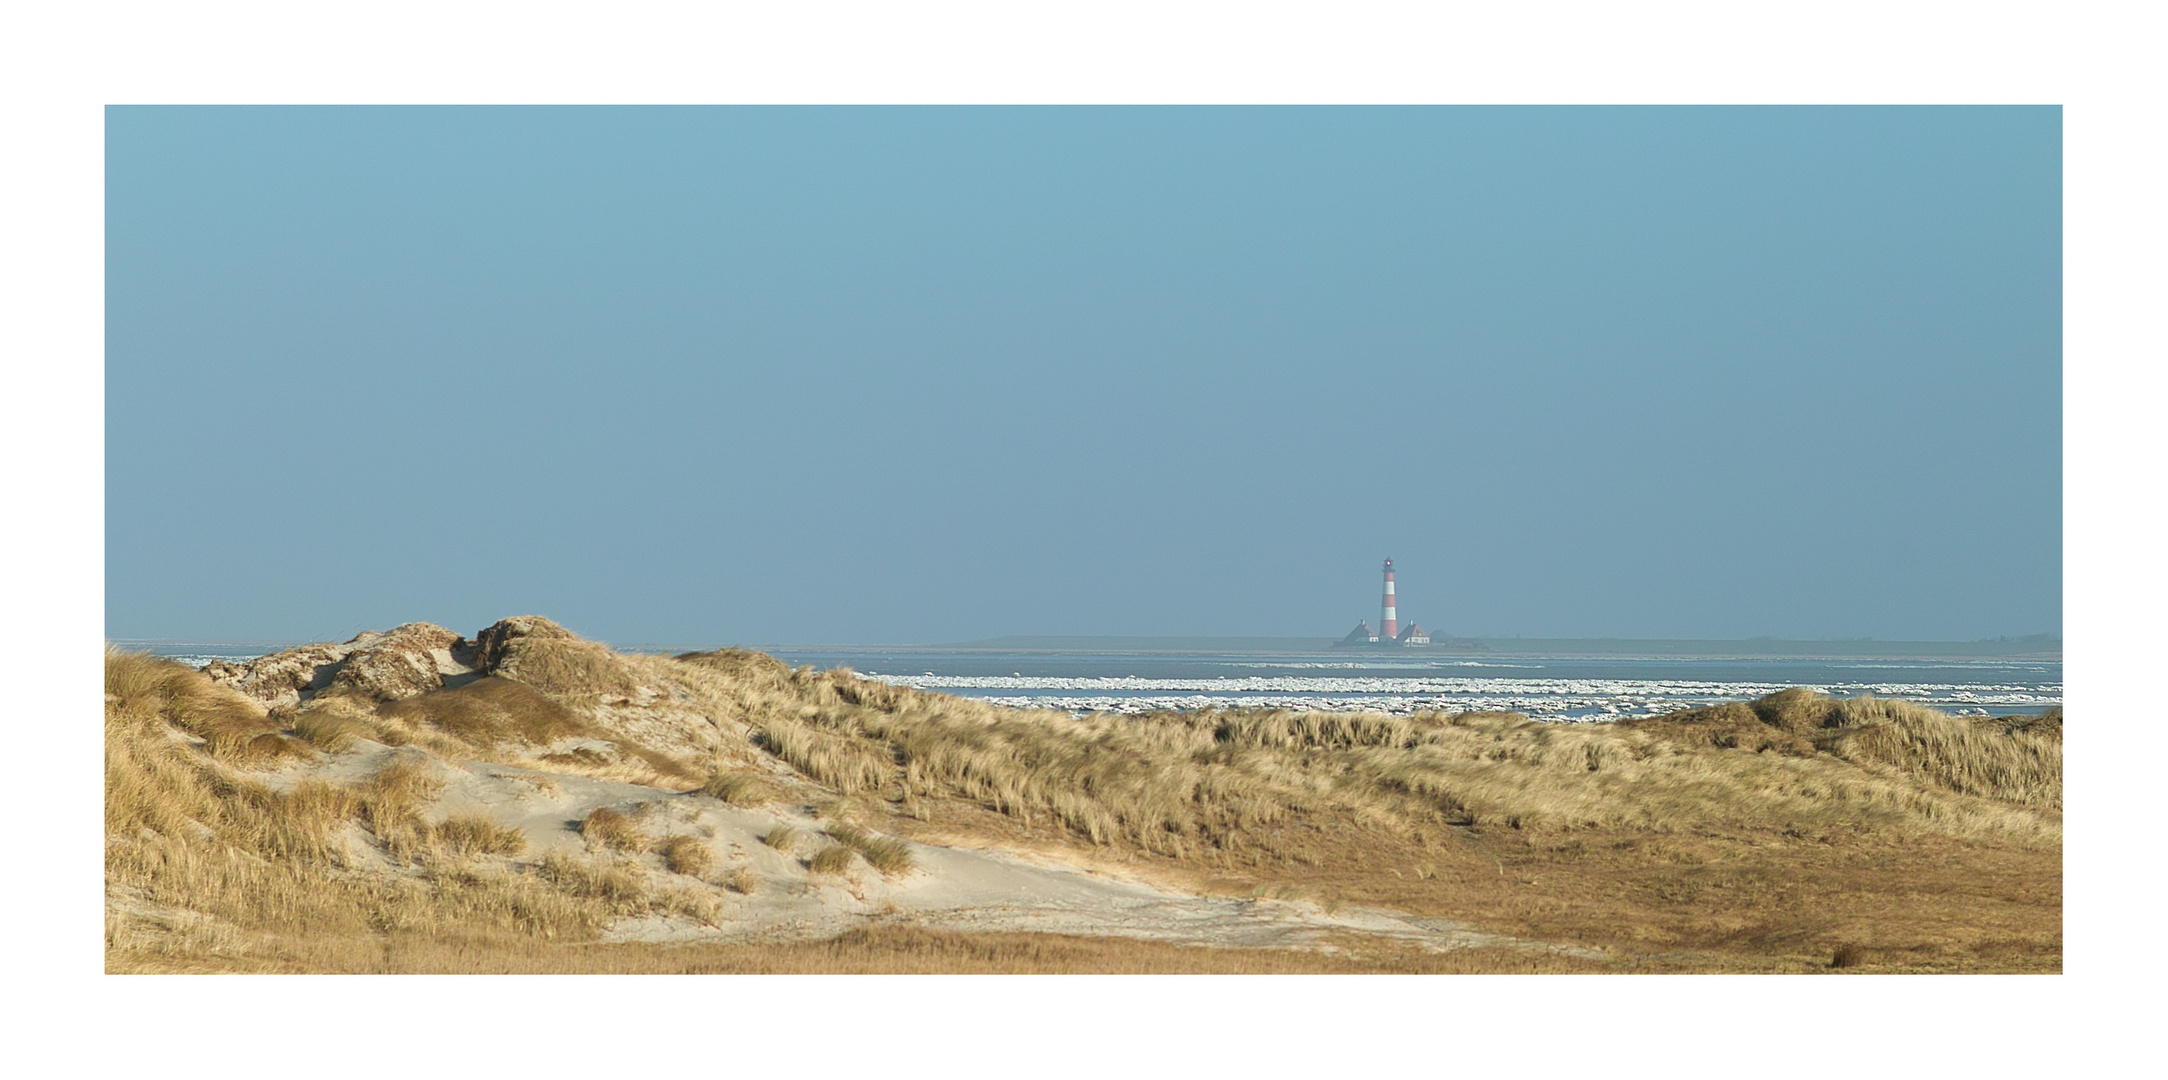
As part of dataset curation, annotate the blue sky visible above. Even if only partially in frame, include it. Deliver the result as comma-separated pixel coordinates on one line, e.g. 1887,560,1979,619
106,106,2060,644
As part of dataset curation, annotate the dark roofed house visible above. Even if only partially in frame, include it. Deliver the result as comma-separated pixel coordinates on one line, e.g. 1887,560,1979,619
1335,622,1380,647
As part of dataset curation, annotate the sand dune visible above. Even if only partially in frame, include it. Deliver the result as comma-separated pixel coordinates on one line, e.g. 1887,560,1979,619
253,738,1576,957
105,616,2060,973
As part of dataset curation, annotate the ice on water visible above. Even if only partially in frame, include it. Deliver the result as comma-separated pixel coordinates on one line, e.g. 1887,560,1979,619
136,643,2060,724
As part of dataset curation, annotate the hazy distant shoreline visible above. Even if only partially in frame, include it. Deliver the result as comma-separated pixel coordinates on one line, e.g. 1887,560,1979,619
788,635,2062,661
122,633,2063,664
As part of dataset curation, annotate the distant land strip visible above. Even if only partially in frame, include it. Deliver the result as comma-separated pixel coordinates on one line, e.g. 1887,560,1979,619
124,633,2062,662
916,635,2063,659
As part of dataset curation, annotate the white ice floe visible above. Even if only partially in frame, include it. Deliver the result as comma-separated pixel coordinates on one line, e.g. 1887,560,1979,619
860,673,2060,721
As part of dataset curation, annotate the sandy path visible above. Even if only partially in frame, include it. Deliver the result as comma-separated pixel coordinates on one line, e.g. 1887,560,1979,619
307,744,1596,958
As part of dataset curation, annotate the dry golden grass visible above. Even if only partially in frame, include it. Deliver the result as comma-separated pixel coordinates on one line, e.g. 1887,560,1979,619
105,652,743,973
105,647,301,764
854,837,914,876
721,667,2059,970
112,924,1617,975
675,647,794,682
723,865,758,894
824,823,915,876
107,655,365,869
109,654,634,959
538,850,648,903
808,845,855,875
1820,697,2062,810
814,795,871,823
749,693,2054,864
699,769,778,806
378,677,587,748
490,634,639,698
661,836,716,878
266,781,362,863
758,721,895,795
536,851,720,924
579,807,645,853
107,635,2062,974
1622,688,2063,811
436,813,529,856
290,706,372,751
354,754,445,859
761,825,802,854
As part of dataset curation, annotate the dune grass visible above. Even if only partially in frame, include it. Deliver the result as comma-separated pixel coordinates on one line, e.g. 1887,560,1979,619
484,627,640,698
686,642,2059,969
105,652,690,962
107,634,2062,974
807,845,855,876
538,851,649,903
1817,697,2062,809
290,706,372,752
579,807,645,853
747,692,2057,862
1619,687,2062,810
699,770,778,806
824,822,915,875
436,813,529,857
378,677,588,748
104,650,734,973
106,647,301,763
114,924,1624,975
722,865,758,895
660,836,716,878
757,722,895,795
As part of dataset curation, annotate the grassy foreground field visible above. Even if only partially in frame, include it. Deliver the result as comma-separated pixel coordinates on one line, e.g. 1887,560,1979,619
106,618,2060,973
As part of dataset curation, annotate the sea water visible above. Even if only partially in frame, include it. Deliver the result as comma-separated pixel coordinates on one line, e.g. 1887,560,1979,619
135,642,2061,723
760,648,2061,722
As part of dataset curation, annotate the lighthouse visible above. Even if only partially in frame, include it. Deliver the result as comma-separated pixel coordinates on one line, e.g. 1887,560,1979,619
1333,558,1428,648
1380,558,1398,640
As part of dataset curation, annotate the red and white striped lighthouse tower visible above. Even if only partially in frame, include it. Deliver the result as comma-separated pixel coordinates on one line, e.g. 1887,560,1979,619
1380,558,1398,640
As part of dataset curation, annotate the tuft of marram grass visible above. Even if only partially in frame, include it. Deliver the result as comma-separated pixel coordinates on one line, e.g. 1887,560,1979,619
539,850,649,905
814,796,869,823
106,647,294,762
660,836,716,878
292,707,373,752
758,722,895,795
436,813,528,856
700,770,777,806
492,636,639,698
823,823,914,876
579,807,645,852
1821,696,2062,810
358,754,444,856
761,825,802,854
808,845,855,876
378,677,587,749
855,836,914,875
